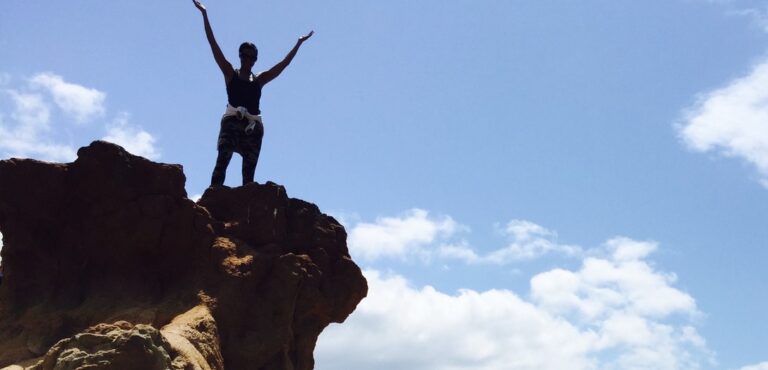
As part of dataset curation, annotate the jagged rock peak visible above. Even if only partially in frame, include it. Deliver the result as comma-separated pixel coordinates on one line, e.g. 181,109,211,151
0,140,367,370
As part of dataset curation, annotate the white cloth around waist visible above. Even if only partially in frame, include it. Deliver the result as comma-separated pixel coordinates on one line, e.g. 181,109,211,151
223,104,262,134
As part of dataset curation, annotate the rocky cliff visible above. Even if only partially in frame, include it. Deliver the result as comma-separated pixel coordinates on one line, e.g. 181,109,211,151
0,141,367,369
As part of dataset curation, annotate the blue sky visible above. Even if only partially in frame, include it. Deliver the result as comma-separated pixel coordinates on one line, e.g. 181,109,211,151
2,0,768,369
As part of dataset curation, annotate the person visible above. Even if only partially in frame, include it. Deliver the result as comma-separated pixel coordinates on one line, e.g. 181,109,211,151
193,0,314,186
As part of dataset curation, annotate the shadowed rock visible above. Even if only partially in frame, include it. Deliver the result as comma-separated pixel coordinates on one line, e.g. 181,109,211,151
0,141,367,369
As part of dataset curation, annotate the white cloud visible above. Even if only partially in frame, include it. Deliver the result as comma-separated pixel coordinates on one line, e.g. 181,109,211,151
349,212,583,264
317,238,712,369
30,72,106,123
103,113,160,160
0,90,76,161
0,72,159,162
728,6,768,33
7,90,51,137
707,0,768,33
437,242,482,263
317,270,596,370
326,210,361,230
738,362,768,370
438,220,582,264
348,209,462,261
677,58,768,187
609,237,656,261
484,220,582,262
531,238,696,320
0,137,76,162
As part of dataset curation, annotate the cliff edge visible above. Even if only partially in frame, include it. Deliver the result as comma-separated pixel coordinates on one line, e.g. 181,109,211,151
0,141,368,369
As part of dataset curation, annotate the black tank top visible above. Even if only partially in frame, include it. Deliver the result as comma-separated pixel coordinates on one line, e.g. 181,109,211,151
226,71,262,115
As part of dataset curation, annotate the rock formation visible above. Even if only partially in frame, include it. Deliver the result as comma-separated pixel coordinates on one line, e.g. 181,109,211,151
0,141,367,369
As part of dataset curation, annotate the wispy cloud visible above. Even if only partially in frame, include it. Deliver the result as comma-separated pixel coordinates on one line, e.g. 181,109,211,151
677,58,768,187
7,90,51,138
438,220,582,264
348,211,581,264
728,6,768,33
30,72,106,123
103,113,159,160
705,0,768,33
0,89,76,161
317,238,712,370
0,72,159,162
490,220,582,261
737,362,768,370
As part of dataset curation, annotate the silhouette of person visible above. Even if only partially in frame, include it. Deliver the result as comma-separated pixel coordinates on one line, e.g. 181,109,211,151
193,0,313,186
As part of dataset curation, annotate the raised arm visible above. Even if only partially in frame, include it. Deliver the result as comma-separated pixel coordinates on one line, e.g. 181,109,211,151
258,31,314,86
193,0,234,82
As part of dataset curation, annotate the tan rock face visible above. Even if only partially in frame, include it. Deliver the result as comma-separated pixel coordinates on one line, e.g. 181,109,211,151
0,141,368,370
31,322,174,370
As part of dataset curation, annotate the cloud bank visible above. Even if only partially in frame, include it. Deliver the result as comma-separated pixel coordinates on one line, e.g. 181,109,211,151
317,238,711,370
321,211,715,369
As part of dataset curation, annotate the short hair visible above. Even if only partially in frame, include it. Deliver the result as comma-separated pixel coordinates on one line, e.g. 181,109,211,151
239,42,258,60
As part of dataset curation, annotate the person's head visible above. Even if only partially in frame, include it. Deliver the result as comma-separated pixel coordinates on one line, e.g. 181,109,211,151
238,42,258,67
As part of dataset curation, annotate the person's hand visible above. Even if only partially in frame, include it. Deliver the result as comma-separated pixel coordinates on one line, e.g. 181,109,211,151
193,0,207,13
299,31,314,43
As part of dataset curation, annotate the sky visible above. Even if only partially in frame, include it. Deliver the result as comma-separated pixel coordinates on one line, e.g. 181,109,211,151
1,0,768,369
